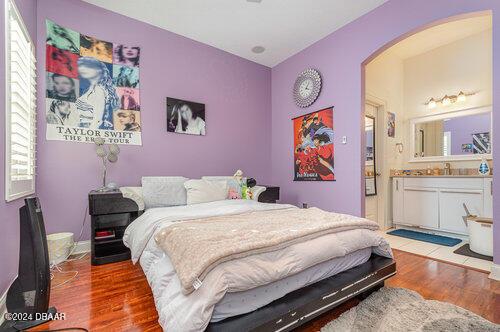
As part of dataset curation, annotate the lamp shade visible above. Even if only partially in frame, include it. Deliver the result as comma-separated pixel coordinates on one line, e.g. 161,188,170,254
107,153,118,163
109,144,120,155
94,137,105,146
442,95,451,106
427,98,437,109
457,91,466,102
95,146,106,158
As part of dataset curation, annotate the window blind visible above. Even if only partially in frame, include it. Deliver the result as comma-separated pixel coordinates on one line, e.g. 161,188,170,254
5,0,36,201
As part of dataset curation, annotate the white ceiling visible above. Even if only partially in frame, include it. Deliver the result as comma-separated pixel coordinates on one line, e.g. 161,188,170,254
386,15,492,59
82,0,387,67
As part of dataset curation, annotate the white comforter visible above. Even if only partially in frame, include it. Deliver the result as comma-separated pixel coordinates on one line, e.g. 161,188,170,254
123,200,392,331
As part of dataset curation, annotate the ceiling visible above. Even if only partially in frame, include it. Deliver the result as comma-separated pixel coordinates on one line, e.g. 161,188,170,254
386,15,492,59
82,0,387,67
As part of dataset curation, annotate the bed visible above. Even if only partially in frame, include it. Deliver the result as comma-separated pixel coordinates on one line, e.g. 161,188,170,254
123,199,394,332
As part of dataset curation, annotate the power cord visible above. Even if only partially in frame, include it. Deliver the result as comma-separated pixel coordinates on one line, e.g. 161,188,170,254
50,205,89,288
36,328,89,332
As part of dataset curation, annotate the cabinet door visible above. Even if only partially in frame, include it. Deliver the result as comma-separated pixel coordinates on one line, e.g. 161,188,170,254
483,178,493,218
403,187,439,229
439,189,483,235
392,179,404,224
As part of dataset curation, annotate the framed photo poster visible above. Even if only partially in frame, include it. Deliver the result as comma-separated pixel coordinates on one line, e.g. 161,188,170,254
293,107,335,181
166,98,206,136
45,20,142,145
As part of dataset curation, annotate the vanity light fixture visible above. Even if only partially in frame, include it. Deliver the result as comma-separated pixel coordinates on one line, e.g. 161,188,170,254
442,95,451,106
425,91,475,109
457,91,467,103
427,98,437,109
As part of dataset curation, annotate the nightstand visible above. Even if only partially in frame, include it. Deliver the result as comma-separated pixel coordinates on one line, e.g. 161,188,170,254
88,190,143,265
257,185,280,203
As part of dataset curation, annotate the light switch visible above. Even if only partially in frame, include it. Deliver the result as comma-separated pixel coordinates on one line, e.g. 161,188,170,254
341,136,347,144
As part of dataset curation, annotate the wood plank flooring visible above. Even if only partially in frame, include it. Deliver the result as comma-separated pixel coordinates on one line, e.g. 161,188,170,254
32,250,499,331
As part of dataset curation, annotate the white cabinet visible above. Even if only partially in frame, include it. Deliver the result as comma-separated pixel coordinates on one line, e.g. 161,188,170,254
392,177,492,236
483,178,493,218
392,178,404,224
438,189,483,235
403,187,439,229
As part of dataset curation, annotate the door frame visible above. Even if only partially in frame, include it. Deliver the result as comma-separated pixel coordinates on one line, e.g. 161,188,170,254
365,93,391,229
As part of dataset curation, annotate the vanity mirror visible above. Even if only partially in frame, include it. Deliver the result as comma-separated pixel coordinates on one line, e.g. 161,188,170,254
365,115,377,196
410,106,492,162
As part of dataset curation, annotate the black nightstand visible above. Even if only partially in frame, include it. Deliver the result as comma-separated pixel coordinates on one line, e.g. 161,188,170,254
257,185,280,203
88,190,143,265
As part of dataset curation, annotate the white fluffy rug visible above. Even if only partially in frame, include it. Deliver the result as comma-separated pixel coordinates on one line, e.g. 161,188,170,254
321,287,499,332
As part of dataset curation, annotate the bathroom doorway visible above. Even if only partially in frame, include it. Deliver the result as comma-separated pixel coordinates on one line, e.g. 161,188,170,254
364,98,389,229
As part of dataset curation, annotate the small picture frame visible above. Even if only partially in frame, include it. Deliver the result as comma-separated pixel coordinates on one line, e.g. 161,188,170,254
166,98,206,136
387,112,395,138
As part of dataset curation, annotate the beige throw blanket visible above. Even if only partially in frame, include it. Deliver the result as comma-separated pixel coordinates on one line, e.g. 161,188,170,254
155,207,379,294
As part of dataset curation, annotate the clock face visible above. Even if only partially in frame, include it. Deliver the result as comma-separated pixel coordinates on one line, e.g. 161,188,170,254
293,69,321,108
299,79,313,98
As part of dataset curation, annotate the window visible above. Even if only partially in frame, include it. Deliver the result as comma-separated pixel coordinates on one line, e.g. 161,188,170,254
5,0,36,202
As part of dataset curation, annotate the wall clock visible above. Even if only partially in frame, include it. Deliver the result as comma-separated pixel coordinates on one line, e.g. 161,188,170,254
293,68,322,108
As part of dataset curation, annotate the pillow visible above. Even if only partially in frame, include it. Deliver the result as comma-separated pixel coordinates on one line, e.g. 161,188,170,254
201,176,248,199
184,179,228,205
142,176,188,209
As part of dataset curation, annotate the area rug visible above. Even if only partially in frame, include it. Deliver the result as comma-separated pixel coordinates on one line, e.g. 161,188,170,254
321,287,499,332
453,243,493,261
387,229,462,246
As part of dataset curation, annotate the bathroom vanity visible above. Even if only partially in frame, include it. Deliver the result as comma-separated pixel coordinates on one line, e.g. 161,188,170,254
392,176,493,235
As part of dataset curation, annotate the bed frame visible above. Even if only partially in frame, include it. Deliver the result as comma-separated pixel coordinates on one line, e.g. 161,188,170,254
206,254,396,332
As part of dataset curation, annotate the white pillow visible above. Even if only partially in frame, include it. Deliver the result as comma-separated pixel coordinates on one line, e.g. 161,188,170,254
142,176,188,209
184,179,228,205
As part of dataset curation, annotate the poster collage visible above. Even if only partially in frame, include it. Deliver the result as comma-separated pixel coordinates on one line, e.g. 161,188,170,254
293,107,335,181
45,20,142,145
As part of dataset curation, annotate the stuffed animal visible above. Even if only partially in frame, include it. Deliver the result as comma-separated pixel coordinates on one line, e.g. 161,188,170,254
228,188,241,199
245,187,253,200
233,169,244,184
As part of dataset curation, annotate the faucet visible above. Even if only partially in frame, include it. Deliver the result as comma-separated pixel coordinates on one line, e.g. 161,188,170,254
444,163,451,175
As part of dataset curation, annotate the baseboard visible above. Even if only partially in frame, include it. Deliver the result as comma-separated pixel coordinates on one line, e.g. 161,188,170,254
489,263,500,281
72,240,91,255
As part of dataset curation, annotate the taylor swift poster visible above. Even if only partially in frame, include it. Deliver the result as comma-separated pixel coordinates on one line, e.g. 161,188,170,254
293,107,335,181
45,20,142,145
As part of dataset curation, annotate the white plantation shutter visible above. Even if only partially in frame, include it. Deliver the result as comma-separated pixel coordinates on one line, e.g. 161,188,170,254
5,0,36,201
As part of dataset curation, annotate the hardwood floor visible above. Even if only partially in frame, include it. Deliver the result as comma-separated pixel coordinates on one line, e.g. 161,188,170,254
33,250,499,331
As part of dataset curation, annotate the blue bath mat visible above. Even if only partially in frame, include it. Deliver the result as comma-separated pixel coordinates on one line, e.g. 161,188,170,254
387,229,461,247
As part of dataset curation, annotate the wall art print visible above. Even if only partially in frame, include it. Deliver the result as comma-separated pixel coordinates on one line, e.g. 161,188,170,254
45,20,141,145
293,107,334,181
166,98,206,136
387,112,395,138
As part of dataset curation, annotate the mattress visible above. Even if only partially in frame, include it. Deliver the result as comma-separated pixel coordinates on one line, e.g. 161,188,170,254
126,200,392,331
140,234,371,323
211,247,371,322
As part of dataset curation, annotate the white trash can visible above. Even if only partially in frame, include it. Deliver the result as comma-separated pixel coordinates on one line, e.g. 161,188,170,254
467,217,493,257
47,232,74,265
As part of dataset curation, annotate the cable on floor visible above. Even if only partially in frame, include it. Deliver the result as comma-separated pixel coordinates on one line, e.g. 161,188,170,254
49,204,90,288
35,328,89,332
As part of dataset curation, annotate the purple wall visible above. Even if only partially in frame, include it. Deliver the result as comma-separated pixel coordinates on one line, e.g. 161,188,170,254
270,0,500,264
2,0,499,298
35,0,272,241
0,0,37,298
443,112,491,155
